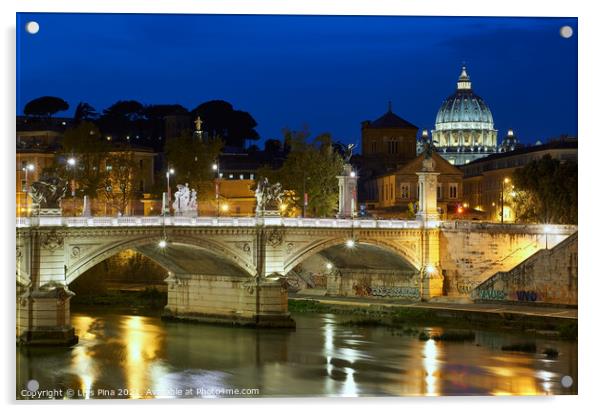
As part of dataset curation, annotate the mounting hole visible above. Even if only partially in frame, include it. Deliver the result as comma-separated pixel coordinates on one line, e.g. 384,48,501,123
561,375,573,388
27,379,39,392
25,21,40,35
560,25,573,39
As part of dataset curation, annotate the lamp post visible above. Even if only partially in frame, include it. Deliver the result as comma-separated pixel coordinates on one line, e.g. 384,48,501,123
22,163,35,216
67,157,77,216
302,171,310,218
544,225,551,250
212,161,220,217
500,177,510,224
165,168,174,215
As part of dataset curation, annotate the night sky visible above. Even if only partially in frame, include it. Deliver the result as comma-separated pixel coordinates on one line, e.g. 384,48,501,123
17,13,577,146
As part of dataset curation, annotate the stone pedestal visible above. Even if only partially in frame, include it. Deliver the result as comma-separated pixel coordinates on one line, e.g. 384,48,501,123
163,273,295,328
17,285,78,346
416,158,440,222
337,164,358,218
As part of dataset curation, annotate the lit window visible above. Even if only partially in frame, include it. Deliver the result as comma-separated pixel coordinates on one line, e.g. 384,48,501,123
240,174,244,180
250,174,254,180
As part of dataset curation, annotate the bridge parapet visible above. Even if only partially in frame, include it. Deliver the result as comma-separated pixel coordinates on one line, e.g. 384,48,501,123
441,220,577,235
16,216,426,229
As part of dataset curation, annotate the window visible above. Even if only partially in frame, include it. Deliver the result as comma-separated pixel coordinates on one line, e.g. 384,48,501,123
139,159,144,169
449,183,458,199
387,139,398,154
437,183,442,200
400,183,410,199
240,174,244,180
371,141,377,153
250,173,255,180
139,180,144,192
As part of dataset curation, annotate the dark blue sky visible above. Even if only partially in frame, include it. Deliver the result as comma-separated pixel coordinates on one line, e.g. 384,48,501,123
17,13,577,146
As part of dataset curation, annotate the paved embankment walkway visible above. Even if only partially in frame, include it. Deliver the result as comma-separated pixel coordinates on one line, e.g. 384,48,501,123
289,294,577,321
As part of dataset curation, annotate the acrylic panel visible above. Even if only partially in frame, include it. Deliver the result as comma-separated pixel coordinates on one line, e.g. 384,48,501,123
16,12,578,399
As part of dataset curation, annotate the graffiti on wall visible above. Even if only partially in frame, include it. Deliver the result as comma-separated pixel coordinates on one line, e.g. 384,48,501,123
514,290,539,302
352,284,420,299
455,280,478,295
477,289,507,301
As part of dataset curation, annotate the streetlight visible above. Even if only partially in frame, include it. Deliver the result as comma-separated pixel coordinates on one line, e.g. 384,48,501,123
158,239,167,249
345,238,355,248
500,177,510,224
544,225,551,250
67,157,77,216
212,161,220,217
165,168,174,215
22,163,35,215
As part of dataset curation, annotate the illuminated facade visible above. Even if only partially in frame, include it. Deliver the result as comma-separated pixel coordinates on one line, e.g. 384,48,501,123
431,66,498,165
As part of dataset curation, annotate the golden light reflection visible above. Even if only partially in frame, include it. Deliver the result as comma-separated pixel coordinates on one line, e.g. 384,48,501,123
122,315,162,399
71,316,97,399
422,339,440,396
342,367,358,397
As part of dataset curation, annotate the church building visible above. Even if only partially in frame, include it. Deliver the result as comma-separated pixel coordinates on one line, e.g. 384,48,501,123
430,66,499,165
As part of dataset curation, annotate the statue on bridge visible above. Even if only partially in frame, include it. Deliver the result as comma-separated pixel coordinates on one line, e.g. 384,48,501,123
255,177,284,216
29,174,68,212
343,143,356,163
172,183,198,216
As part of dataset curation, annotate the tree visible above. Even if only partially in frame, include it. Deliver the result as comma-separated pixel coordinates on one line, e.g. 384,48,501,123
24,96,69,118
164,131,223,201
257,129,344,217
511,155,577,224
73,102,98,123
190,100,259,148
60,121,111,199
103,151,139,215
98,100,145,141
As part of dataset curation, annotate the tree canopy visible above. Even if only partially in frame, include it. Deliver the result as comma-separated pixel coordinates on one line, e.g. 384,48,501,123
24,96,69,117
257,129,344,218
74,102,98,123
60,121,111,199
511,155,577,224
164,131,223,200
191,100,259,148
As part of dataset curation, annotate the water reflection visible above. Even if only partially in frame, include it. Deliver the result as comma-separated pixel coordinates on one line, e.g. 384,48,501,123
70,316,97,399
17,310,577,398
422,339,439,396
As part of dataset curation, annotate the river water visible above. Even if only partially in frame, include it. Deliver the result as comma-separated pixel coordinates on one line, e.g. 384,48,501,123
17,309,577,398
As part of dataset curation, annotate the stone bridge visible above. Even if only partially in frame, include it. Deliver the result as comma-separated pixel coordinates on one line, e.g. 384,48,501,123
15,215,576,345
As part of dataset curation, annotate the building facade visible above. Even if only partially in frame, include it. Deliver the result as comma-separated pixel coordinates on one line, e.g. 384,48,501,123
366,152,464,218
460,138,578,221
431,66,498,165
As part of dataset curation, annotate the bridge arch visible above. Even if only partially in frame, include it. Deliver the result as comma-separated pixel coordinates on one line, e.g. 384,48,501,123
284,236,421,275
66,233,256,285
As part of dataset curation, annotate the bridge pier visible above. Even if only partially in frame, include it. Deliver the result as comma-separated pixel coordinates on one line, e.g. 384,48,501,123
16,229,78,346
163,273,294,328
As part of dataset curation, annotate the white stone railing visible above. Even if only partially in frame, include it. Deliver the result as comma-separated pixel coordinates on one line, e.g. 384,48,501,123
440,220,578,235
16,215,424,229
16,216,578,234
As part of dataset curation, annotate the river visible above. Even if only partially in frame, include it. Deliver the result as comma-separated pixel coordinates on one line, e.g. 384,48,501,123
17,308,577,398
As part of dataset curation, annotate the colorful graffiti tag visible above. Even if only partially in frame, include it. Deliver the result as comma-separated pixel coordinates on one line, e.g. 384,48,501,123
477,289,507,300
352,284,420,299
515,290,538,302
